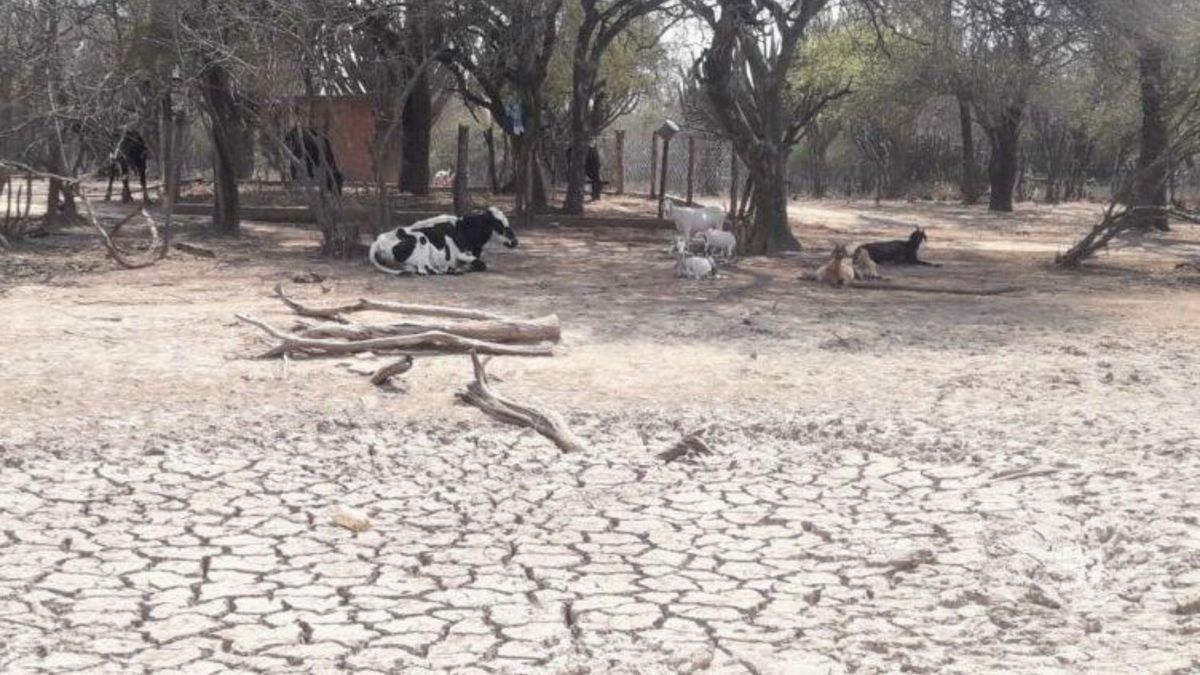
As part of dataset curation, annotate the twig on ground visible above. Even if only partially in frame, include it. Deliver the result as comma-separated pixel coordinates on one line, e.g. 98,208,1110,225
458,351,586,453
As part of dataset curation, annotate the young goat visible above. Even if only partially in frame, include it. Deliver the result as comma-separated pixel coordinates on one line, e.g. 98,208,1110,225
701,228,736,258
814,244,855,287
855,227,937,266
674,240,718,279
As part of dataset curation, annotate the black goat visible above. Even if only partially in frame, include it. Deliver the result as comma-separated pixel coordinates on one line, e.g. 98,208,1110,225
855,227,938,266
283,127,344,195
96,129,150,203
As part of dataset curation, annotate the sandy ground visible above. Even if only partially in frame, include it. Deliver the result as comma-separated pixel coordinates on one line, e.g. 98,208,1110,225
1,195,1199,674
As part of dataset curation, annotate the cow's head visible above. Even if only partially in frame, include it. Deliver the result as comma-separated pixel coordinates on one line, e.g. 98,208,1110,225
486,207,518,248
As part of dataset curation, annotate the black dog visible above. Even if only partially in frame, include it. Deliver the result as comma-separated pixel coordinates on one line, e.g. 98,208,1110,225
855,227,938,266
283,127,344,194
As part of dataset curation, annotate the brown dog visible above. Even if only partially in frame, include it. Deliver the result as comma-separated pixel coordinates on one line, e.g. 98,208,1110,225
816,244,855,287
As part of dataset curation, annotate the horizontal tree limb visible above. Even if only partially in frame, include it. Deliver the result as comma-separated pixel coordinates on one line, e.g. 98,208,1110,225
275,282,512,323
236,314,555,358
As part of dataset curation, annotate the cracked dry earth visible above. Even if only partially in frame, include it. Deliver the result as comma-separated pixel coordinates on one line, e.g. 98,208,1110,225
3,207,1200,674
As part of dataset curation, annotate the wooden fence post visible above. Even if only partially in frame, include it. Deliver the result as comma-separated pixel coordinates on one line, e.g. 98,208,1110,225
657,136,671,219
614,130,625,195
686,135,696,206
729,146,738,215
649,133,658,198
453,124,469,215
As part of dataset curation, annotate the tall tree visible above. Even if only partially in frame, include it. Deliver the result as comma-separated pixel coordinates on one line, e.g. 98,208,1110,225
562,0,670,214
687,0,848,253
446,0,564,219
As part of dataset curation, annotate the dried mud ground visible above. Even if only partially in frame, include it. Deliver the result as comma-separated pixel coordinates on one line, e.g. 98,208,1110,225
2,197,1200,675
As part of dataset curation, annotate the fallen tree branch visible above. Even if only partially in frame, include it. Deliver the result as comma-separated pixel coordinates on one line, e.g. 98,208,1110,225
370,355,414,385
275,282,512,322
236,314,555,358
78,192,167,269
173,242,216,258
294,314,560,344
846,281,1025,296
458,351,586,453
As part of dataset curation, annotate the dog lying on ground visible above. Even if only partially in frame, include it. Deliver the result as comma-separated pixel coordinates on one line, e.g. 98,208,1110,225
814,244,855,287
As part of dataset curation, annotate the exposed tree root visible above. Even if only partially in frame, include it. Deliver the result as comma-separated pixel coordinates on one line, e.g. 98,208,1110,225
458,351,586,453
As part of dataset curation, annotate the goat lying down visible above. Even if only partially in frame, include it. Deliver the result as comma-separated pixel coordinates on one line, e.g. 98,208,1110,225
855,227,938,266
673,238,718,279
814,244,855,286
370,207,518,276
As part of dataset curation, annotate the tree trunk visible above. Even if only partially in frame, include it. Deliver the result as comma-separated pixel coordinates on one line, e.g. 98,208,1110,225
957,94,980,205
985,106,1022,213
233,120,255,180
399,69,432,195
484,128,499,193
739,152,799,254
201,61,241,234
563,43,594,215
1133,40,1170,231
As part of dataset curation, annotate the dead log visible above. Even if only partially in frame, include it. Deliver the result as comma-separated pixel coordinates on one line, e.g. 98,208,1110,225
458,351,586,453
236,314,555,358
294,314,560,344
275,282,511,322
370,355,414,385
173,242,216,258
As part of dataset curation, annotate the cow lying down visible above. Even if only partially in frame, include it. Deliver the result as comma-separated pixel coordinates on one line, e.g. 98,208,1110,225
370,207,518,275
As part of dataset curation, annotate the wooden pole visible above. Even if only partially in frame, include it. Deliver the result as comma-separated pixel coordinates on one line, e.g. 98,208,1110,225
522,142,534,229
453,124,469,215
686,135,696,206
657,136,671,219
614,130,625,195
729,146,738,215
649,133,659,198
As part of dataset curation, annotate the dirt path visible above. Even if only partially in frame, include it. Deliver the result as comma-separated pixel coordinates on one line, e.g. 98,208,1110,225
1,200,1198,674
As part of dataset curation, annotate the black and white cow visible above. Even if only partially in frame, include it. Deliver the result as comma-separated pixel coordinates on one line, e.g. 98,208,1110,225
370,207,519,276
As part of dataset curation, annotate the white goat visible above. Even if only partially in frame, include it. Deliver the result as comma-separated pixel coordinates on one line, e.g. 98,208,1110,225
666,202,726,243
675,252,717,279
701,228,736,258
